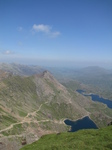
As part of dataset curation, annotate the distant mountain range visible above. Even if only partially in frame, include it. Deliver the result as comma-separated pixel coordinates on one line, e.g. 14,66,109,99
0,63,44,76
0,63,112,150
47,66,112,100
79,66,110,75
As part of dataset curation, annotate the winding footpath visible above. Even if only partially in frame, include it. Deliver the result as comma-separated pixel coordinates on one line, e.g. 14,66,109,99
0,101,64,134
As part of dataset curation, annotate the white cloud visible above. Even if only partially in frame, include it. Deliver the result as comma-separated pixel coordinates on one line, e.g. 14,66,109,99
32,24,60,37
32,24,51,33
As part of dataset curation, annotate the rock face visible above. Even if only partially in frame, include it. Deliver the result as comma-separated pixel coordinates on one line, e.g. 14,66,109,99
108,121,112,126
21,138,27,145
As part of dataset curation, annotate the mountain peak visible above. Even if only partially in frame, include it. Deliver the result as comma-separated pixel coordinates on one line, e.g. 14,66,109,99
43,70,53,78
43,70,50,75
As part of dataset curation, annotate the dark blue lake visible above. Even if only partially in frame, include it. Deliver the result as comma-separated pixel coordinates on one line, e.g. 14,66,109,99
76,89,112,109
64,116,98,132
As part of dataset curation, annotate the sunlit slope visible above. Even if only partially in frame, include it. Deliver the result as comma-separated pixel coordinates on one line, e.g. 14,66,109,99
0,68,112,150
0,70,87,135
20,125,112,150
0,70,112,133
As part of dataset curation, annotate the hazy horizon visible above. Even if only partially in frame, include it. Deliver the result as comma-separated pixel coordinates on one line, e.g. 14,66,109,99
0,61,112,70
0,0,112,68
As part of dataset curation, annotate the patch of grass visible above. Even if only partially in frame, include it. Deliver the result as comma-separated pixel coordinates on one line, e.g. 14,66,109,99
11,124,25,135
18,110,27,117
2,115,17,123
0,115,17,129
20,126,112,150
1,123,25,136
40,101,76,120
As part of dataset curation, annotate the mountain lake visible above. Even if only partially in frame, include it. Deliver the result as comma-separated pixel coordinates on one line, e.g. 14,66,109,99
64,89,112,132
64,116,98,132
76,89,112,109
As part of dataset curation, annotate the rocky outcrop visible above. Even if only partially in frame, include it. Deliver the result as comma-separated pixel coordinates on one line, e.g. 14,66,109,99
108,121,112,126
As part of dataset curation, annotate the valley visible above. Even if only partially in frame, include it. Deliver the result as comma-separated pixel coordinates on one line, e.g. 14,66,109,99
47,66,112,100
0,63,112,150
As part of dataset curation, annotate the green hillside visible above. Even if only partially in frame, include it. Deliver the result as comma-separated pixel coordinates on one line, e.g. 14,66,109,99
20,125,112,150
0,64,112,150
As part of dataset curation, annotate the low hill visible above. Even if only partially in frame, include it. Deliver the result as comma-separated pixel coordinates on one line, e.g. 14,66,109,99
20,125,112,150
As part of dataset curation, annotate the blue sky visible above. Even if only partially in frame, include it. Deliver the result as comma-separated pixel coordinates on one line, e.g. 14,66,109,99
0,0,112,68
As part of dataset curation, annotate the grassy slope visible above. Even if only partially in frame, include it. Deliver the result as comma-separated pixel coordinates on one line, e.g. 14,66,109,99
0,71,112,132
20,125,112,150
0,71,88,137
0,75,39,130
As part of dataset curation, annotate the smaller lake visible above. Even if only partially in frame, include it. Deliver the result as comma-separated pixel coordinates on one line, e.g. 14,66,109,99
76,89,112,109
64,116,98,132
89,94,112,108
